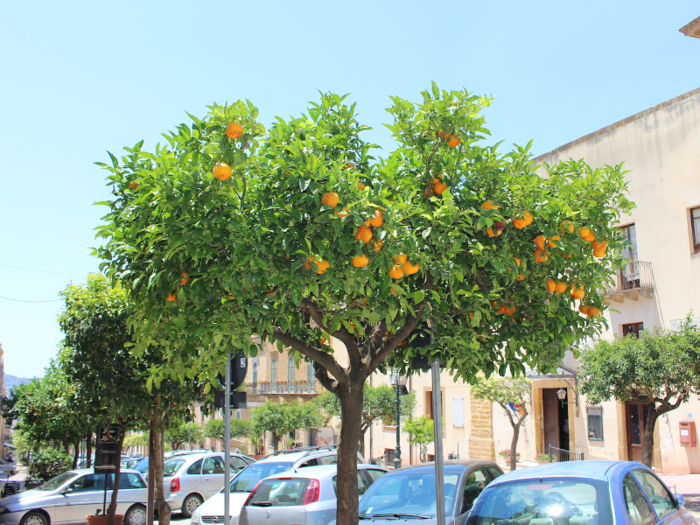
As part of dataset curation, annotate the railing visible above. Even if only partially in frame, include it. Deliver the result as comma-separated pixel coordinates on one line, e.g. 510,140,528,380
606,261,654,293
250,381,317,394
549,445,584,462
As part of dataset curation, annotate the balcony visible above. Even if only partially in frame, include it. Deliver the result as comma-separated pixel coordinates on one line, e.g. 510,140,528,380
250,381,318,395
605,261,655,302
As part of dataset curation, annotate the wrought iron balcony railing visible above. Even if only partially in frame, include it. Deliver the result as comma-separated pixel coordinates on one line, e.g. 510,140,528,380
606,261,654,294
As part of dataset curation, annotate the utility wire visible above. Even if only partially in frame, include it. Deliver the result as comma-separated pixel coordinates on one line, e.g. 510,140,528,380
0,263,85,280
0,295,61,303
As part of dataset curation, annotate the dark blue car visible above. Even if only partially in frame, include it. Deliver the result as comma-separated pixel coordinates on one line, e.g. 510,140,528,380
467,460,697,525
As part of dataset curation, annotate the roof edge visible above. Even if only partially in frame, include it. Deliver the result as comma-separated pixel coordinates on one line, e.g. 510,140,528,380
533,86,700,164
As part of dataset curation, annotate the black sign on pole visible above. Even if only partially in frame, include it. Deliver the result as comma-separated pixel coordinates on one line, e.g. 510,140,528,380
214,391,247,410
217,351,248,391
94,424,121,472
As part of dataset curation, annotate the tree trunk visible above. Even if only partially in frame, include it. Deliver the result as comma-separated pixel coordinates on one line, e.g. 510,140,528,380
273,433,282,451
107,423,126,525
359,427,367,459
509,417,525,471
642,407,659,468
335,379,364,525
86,431,93,468
153,407,171,525
73,440,80,469
63,439,70,456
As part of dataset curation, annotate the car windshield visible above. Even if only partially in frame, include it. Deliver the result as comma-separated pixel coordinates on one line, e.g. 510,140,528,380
227,462,294,493
163,459,186,477
359,470,461,518
467,478,613,525
134,458,149,473
37,471,79,491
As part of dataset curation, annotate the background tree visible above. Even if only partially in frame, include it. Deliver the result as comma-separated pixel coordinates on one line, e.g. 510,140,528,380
579,316,700,467
27,448,72,483
166,422,204,450
404,416,436,462
250,401,323,450
95,85,633,525
204,418,251,447
123,433,149,455
471,375,531,470
317,385,415,457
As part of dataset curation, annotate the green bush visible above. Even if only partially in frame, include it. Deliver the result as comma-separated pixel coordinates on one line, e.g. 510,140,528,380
28,449,72,482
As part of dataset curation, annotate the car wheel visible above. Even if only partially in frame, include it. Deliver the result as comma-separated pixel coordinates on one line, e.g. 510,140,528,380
20,511,48,525
125,504,147,525
181,494,203,518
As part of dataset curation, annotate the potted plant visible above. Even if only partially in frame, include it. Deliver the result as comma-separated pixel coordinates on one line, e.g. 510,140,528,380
535,452,555,464
86,510,124,525
498,449,520,464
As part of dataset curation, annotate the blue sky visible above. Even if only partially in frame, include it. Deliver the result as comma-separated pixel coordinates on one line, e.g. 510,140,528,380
1,0,699,379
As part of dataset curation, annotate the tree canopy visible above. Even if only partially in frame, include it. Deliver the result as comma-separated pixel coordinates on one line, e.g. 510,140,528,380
249,401,324,450
579,316,700,467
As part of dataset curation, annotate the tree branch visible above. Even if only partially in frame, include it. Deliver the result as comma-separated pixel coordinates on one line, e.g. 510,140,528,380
300,297,363,368
475,269,491,295
272,327,346,386
315,364,339,395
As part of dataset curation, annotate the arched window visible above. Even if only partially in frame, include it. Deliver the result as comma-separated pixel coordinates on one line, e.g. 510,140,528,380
235,410,241,420
252,362,258,393
271,359,278,391
288,356,295,384
307,361,315,392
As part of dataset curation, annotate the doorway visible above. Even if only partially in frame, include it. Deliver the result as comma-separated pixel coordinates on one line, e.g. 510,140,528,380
542,388,570,454
626,403,649,463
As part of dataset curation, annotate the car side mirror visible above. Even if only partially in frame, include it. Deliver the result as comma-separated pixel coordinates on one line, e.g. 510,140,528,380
61,488,73,495
676,494,685,508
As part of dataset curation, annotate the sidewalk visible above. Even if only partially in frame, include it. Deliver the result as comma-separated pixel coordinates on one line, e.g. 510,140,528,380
657,473,700,518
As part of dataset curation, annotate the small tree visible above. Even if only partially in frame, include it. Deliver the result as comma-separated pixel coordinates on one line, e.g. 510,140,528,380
318,385,415,457
28,448,72,483
250,401,323,450
404,416,435,462
580,316,700,468
166,422,204,450
205,419,250,447
471,375,530,470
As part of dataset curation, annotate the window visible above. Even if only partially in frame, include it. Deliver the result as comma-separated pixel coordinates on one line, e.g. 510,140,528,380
623,323,644,339
691,207,700,254
271,359,278,390
587,406,604,441
187,459,203,475
119,473,146,489
462,468,490,514
230,457,249,472
333,470,371,495
248,478,310,506
307,361,315,391
633,469,677,519
252,362,258,383
70,473,106,492
620,224,638,262
288,356,295,383
202,456,226,474
623,473,655,525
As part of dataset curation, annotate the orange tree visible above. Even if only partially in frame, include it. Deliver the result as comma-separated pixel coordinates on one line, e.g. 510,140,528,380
96,84,633,525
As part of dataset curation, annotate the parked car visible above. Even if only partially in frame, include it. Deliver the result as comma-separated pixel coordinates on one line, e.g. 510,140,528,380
163,452,255,518
0,468,148,525
239,463,389,525
467,460,698,525
358,459,504,524
191,446,367,525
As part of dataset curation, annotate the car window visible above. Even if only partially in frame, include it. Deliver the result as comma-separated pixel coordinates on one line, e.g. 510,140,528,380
298,458,318,468
333,471,371,496
70,473,106,493
38,472,79,491
119,473,146,489
624,473,656,525
203,456,226,474
461,468,490,514
487,467,502,481
467,478,613,525
230,457,249,471
365,469,387,483
187,459,203,475
633,469,676,519
229,462,294,493
248,478,310,507
317,455,338,465
163,459,185,477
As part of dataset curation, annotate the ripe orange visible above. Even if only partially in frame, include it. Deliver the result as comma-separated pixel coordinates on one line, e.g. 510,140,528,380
319,337,327,345
503,305,516,316
512,217,528,229
433,182,448,195
371,239,383,252
534,235,546,250
129,181,140,189
582,232,596,242
579,305,591,315
352,254,369,268
578,227,591,238
226,122,244,139
389,265,404,279
315,259,330,274
516,273,526,281
486,227,501,237
593,248,606,258
523,212,534,225
336,207,350,218
403,260,420,275
481,200,499,210
369,210,384,227
548,235,561,248
393,254,408,264
587,306,601,317
497,305,506,314
180,272,189,285
322,192,340,208
344,162,355,170
447,136,461,148
356,226,373,243
592,239,607,250
572,286,585,300
546,279,556,292
304,255,314,269
166,292,177,302
560,221,575,233
555,282,568,294
390,286,398,294
229,295,235,300
513,257,521,266
358,182,366,190
213,162,232,181
535,249,548,263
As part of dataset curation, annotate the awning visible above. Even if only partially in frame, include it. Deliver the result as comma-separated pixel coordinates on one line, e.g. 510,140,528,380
3,445,15,449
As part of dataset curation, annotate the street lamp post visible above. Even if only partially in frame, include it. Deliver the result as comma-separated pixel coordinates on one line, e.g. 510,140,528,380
391,371,408,470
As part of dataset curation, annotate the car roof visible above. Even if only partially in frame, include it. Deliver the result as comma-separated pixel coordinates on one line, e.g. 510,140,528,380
68,468,142,476
491,460,627,483
256,446,343,464
390,459,499,473
258,464,387,480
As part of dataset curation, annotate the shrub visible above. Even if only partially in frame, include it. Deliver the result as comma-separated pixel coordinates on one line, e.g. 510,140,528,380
28,448,72,482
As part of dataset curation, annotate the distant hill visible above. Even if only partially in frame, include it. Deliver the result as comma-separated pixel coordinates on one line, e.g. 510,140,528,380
4,374,34,392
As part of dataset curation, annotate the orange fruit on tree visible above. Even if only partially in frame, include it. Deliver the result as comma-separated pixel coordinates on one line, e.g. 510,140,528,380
129,181,140,189
336,208,350,218
593,248,606,258
226,122,244,139
352,254,369,268
534,235,546,250
560,221,575,233
504,305,516,316
358,182,366,190
212,162,232,181
592,239,607,250
369,210,384,227
548,235,561,248
546,279,556,292
315,259,330,274
497,305,506,314
371,239,383,252
322,192,340,208
513,257,521,266
355,226,372,243
433,181,448,195
587,306,601,317
229,295,235,300
535,249,548,263
304,255,314,269
512,217,528,229
390,286,398,294
403,260,420,275
579,305,591,315
516,273,526,281
578,227,592,238
389,265,404,279
166,292,177,302
180,272,189,285
487,227,501,237
344,162,355,170
393,254,408,264
481,200,499,210
572,287,585,300
523,211,534,225
319,337,327,345
555,282,568,294
447,136,461,148
583,232,596,242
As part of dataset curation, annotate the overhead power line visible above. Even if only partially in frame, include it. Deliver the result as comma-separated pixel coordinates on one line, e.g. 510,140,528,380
0,263,85,280
0,295,61,303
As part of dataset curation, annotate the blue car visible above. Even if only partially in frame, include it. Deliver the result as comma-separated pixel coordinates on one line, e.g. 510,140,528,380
467,460,697,525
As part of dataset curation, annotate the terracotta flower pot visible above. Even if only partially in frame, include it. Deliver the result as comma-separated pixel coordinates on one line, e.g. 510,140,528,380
86,514,124,525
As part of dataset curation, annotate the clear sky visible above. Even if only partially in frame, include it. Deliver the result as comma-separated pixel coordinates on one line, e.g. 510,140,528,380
1,0,698,379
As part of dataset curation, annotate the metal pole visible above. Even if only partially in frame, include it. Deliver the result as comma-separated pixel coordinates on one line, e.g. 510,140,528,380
394,384,402,469
224,349,232,525
431,358,445,525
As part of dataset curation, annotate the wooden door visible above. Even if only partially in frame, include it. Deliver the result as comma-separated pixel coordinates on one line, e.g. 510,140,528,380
626,403,644,462
542,389,560,452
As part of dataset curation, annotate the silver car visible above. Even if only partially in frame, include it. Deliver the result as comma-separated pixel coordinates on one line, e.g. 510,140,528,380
239,464,388,525
164,453,254,518
0,469,148,525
